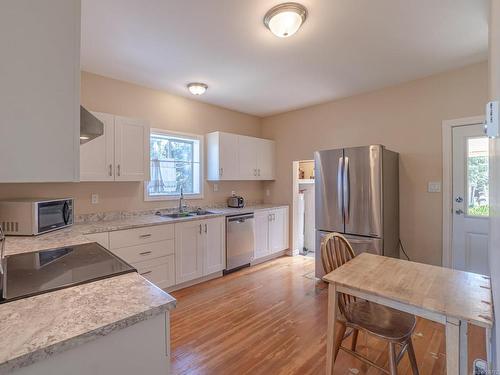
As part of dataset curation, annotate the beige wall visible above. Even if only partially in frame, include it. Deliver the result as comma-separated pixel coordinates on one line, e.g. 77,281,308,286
0,72,264,215
262,62,488,266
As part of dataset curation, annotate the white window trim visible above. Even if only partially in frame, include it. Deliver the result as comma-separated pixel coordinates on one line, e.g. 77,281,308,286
144,128,204,202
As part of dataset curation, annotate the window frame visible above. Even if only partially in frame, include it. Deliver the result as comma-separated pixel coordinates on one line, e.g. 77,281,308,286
144,128,204,201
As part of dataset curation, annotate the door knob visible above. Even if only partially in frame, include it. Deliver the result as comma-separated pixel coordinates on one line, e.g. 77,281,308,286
455,196,464,203
455,209,464,215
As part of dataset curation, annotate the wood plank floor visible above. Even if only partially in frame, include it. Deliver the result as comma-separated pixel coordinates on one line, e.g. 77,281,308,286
170,256,485,375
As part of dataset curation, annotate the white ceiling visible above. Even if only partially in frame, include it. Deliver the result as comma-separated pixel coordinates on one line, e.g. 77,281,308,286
81,0,489,117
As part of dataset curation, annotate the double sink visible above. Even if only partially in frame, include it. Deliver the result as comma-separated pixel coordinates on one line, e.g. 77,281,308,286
155,209,216,219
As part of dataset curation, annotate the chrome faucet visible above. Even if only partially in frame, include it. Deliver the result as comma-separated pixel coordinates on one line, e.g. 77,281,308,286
178,187,187,213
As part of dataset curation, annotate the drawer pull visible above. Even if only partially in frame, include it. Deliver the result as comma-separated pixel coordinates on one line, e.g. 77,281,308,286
139,251,152,256
139,234,152,239
140,270,152,276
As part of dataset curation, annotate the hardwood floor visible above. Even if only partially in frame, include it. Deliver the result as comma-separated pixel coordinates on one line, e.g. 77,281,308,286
170,256,485,375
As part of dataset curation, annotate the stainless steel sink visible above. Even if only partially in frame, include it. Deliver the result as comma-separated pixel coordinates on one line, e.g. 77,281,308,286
156,209,215,218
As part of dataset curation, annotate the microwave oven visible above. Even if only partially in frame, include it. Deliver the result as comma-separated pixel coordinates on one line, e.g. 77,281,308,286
0,198,74,236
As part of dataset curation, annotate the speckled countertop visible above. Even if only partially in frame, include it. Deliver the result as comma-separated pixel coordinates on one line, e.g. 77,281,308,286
3,204,288,256
0,203,287,373
0,273,176,373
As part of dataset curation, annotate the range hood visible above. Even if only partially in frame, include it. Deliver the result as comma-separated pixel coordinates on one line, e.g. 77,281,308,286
80,106,104,144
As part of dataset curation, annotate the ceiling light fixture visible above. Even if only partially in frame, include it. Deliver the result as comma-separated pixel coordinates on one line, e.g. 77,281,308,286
187,82,208,95
264,2,307,38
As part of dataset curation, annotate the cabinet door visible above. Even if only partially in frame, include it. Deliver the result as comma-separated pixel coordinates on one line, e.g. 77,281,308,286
257,139,275,180
254,211,270,259
175,221,203,284
219,132,240,180
269,208,289,253
80,112,115,181
114,116,149,181
238,135,258,180
202,217,225,275
0,0,80,182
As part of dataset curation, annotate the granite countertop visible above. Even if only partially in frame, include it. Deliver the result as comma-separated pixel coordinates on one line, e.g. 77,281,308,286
3,204,288,256
0,273,176,373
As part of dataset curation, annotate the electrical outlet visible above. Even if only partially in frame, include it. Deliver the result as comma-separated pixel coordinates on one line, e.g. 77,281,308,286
213,184,219,192
91,193,99,204
427,182,441,193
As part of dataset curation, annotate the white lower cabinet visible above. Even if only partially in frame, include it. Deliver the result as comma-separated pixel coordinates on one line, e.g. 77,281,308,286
135,255,175,289
254,207,289,261
175,217,225,284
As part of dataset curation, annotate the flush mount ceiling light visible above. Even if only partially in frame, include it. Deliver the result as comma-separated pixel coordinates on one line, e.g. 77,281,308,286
187,82,208,95
264,2,307,38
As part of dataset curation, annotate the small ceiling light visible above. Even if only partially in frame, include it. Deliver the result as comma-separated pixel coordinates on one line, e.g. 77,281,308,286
264,2,307,38
188,82,208,96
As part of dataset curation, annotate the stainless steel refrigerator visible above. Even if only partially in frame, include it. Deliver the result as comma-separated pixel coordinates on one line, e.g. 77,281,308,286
314,145,399,278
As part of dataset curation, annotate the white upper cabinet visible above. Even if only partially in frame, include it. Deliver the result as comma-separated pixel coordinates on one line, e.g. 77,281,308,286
238,136,259,179
114,116,150,181
80,112,115,181
207,132,275,181
0,0,81,182
80,113,149,182
206,132,239,180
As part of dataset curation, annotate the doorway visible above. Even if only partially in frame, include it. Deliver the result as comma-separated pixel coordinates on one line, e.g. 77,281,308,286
292,160,315,257
443,117,490,275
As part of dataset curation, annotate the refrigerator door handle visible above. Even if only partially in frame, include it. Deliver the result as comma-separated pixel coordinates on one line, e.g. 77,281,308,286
337,157,344,220
343,156,350,224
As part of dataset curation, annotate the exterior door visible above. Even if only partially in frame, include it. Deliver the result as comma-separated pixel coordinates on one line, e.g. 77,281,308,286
452,124,490,275
344,146,383,237
80,112,114,181
114,116,149,181
314,149,344,232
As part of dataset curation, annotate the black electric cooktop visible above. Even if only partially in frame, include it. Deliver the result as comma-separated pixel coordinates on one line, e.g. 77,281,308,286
0,242,136,303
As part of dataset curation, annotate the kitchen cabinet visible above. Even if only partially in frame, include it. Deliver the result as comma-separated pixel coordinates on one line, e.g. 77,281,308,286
253,207,289,261
84,232,110,249
0,0,81,182
80,112,150,182
175,217,225,284
207,132,275,181
206,132,239,180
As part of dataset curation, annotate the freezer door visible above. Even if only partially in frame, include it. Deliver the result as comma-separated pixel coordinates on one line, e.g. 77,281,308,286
314,149,344,233
315,230,383,278
344,146,383,237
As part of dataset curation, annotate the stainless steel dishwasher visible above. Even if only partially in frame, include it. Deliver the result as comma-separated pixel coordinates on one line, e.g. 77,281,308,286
225,213,255,274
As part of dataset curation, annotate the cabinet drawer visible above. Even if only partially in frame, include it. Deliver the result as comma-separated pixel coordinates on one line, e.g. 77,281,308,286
109,224,174,249
112,240,174,264
135,255,175,289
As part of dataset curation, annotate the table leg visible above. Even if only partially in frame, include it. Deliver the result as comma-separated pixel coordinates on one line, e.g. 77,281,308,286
459,320,468,375
445,318,460,375
326,283,338,375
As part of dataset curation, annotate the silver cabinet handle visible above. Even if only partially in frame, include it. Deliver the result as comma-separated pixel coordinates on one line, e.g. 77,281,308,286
117,164,121,176
140,270,152,276
109,164,113,176
204,224,208,233
139,234,152,239
343,157,350,224
254,169,257,176
220,168,223,177
139,251,152,256
258,169,261,176
199,224,202,234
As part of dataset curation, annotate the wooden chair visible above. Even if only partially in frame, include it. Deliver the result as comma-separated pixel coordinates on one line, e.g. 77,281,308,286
321,232,419,375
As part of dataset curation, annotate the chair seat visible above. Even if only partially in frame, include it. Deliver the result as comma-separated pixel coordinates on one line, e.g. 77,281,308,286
343,301,416,342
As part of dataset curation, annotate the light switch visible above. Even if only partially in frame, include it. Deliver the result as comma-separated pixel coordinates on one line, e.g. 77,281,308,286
427,182,441,193
91,193,99,204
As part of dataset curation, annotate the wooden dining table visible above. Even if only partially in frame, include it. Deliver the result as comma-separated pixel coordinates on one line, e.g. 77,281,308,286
323,253,494,375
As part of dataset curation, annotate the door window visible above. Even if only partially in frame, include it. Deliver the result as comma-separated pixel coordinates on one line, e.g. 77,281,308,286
466,137,489,217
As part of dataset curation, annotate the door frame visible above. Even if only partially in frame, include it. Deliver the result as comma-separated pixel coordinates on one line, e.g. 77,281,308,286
442,115,484,268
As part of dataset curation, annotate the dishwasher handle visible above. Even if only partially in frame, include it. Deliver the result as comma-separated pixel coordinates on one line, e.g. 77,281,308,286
227,214,254,223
